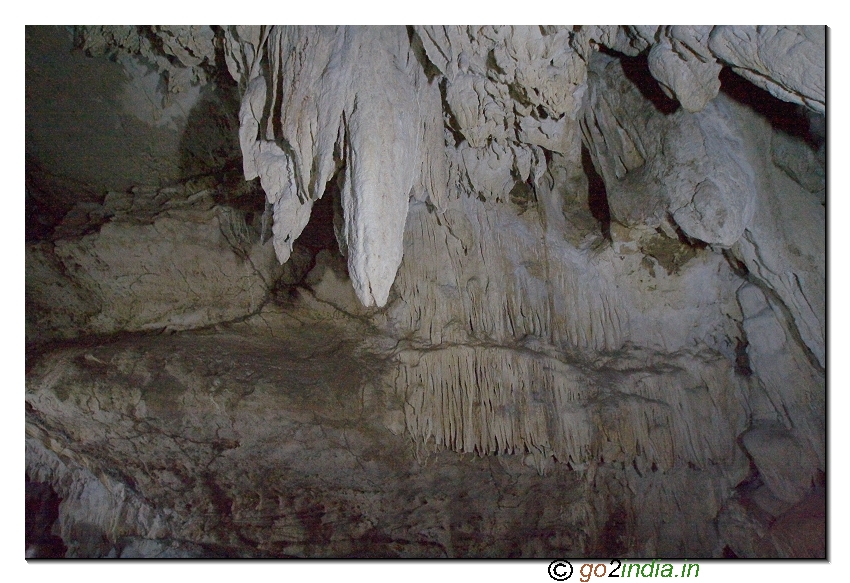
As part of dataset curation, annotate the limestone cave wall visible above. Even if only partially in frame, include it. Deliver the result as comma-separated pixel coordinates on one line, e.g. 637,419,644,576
25,25,826,558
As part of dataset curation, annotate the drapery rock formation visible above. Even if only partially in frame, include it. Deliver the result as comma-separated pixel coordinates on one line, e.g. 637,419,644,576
228,26,448,307
26,25,825,558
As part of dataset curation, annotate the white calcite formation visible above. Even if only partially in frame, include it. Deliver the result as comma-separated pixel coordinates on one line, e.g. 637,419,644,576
25,25,825,558
226,26,448,307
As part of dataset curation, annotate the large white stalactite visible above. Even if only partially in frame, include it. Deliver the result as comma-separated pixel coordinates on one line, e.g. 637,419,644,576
230,26,448,306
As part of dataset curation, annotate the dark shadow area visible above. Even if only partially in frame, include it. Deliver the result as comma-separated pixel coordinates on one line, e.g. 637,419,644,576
719,68,823,149
509,176,537,215
407,26,443,83
271,171,349,302
214,178,268,231
26,155,76,242
177,78,242,181
581,145,611,240
25,154,104,242
734,336,753,377
439,78,466,148
299,183,339,255
723,249,751,278
610,49,680,115
175,42,272,242
26,473,67,558
596,506,629,557
733,458,764,495
177,32,243,182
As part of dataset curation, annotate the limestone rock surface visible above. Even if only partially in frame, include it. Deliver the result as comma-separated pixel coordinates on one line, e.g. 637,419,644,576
26,303,597,558
581,52,757,246
26,185,281,344
25,25,825,559
709,26,825,113
572,25,825,114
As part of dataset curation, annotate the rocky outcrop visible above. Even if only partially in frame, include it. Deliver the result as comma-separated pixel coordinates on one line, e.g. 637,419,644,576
579,48,825,369
571,25,825,114
26,183,282,344
709,26,825,114
581,53,757,247
26,25,825,558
